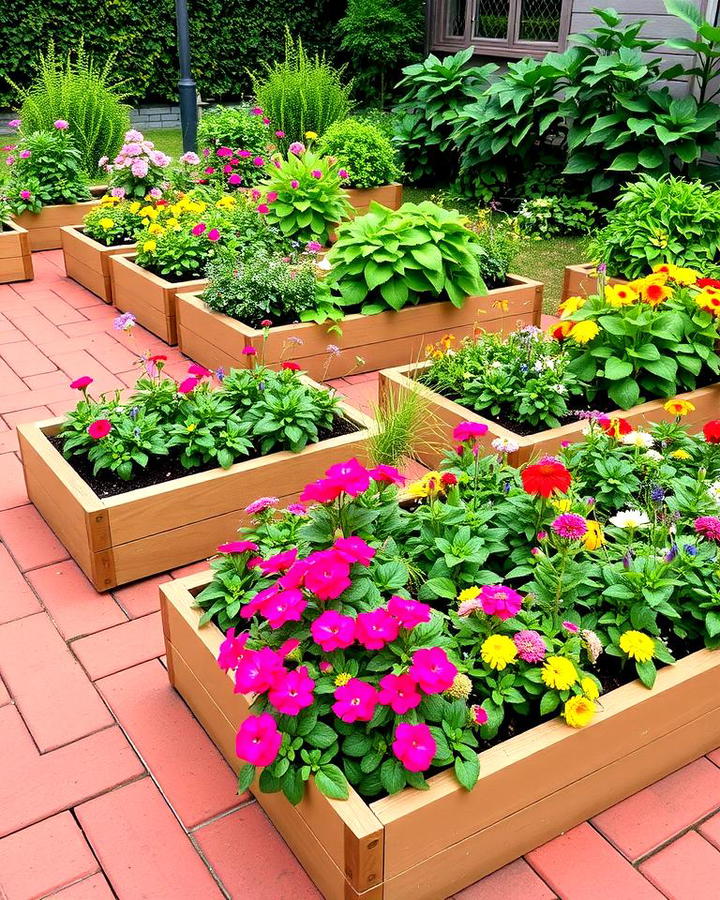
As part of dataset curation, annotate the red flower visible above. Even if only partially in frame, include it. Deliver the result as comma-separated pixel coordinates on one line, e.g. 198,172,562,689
697,278,720,289
281,361,301,371
242,347,257,356
703,420,720,444
521,461,572,498
148,354,167,364
87,419,111,440
440,472,457,486
597,415,632,438
260,319,273,327
70,376,93,390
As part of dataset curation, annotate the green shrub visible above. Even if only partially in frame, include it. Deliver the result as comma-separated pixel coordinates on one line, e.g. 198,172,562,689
82,198,143,246
197,107,276,190
251,31,352,147
517,196,601,238
4,128,90,214
588,175,720,280
466,211,519,287
10,41,130,175
315,118,400,189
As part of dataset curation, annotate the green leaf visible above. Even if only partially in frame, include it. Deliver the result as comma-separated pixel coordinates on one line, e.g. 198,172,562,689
706,610,720,638
604,357,634,380
607,152,638,171
642,357,677,382
539,691,560,716
635,659,657,689
637,147,664,169
380,758,406,795
419,577,457,600
305,722,337,749
454,753,480,791
664,0,704,29
607,377,640,410
315,764,349,800
236,763,256,795
280,767,305,805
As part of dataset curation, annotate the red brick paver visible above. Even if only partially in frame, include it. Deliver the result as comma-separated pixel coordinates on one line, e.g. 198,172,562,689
0,252,717,897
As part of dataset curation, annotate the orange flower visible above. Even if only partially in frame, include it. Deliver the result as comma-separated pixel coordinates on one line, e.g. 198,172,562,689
643,281,672,306
549,320,573,341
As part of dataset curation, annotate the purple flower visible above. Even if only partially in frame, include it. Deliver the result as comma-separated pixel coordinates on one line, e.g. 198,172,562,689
113,311,136,332
19,150,31,159
53,119,69,130
288,142,305,156
7,119,21,129
310,169,322,179
338,168,349,179
244,497,279,515
110,187,126,199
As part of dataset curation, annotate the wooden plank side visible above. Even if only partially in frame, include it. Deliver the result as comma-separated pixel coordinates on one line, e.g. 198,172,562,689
0,226,25,260
60,225,136,303
381,703,720,900
373,649,720,878
15,200,100,251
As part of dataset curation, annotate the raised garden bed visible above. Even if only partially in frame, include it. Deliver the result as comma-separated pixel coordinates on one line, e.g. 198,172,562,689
176,275,544,382
346,183,403,217
60,225,136,303
562,263,626,304
161,570,720,900
17,392,373,591
379,360,720,468
12,186,106,252
109,253,208,345
0,219,33,283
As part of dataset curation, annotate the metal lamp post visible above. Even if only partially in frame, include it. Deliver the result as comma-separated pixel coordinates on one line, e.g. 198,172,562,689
175,0,197,152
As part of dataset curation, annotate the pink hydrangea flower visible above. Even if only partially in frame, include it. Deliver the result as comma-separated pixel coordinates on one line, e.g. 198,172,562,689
110,187,126,198
479,585,523,621
180,151,200,164
311,610,356,652
387,595,431,630
235,713,282,766
513,630,547,663
378,673,421,714
355,608,399,650
131,159,148,178
268,666,315,716
409,647,457,694
332,678,379,723
392,723,436,772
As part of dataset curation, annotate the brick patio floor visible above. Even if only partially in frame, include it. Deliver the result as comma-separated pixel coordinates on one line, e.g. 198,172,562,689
1,251,719,899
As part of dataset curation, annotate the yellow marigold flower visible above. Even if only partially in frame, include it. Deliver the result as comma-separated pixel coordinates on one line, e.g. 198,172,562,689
695,291,720,316
480,635,517,671
541,656,577,690
670,448,691,460
563,695,596,728
653,263,698,286
440,333,456,350
663,399,695,417
619,630,655,662
142,240,157,253
405,471,444,499
166,217,179,228
457,586,481,605
129,201,142,213
147,222,164,235
551,498,572,513
139,205,155,219
580,676,600,701
583,520,604,551
559,295,586,317
569,320,600,344
100,194,118,206
604,284,637,307
305,130,318,139
216,195,236,208
99,217,114,230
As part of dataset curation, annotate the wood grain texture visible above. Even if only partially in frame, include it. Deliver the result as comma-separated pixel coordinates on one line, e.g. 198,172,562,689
561,263,628,303
60,225,136,303
0,220,33,283
345,183,403,217
14,200,101,251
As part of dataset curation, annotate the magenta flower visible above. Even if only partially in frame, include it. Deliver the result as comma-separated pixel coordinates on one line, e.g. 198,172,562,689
222,164,233,174
53,119,69,130
409,647,457,694
310,169,322,179
70,376,93,390
238,149,251,158
551,513,588,540
235,713,282,766
234,647,285,694
5,156,15,166
392,723,436,772
695,516,720,542
286,503,307,515
217,628,250,672
251,548,297,576
332,678,379,723
290,179,300,189
251,188,262,200
216,146,233,157
332,536,376,567
228,173,242,185
207,228,221,242
369,464,406,485
479,585,523,621
204,166,215,174
289,142,305,156
266,191,278,203
191,222,206,236
471,704,489,726
311,610,356,652
242,346,257,356
304,549,352,600
256,203,269,214
8,119,20,129
251,106,264,115
513,630,547,663
563,621,579,633
378,673,421,714
305,240,323,253
261,588,307,629
87,419,112,440
453,421,489,443
178,376,199,394
179,151,200,165
252,156,265,167
275,130,286,138
217,540,259,555
188,363,211,378
262,116,270,124
268,666,315,716
387,594,432,630
338,168,349,179
19,190,31,200
355,608,400,650
325,458,371,497
19,150,31,159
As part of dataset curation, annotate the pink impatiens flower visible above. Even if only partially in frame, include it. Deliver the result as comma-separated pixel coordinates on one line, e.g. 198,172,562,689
250,548,297,576
235,713,282,766
261,588,307,629
355,608,399,650
325,458,371,497
216,540,259,554
332,678,379,723
303,549,352,600
333,536,376,567
369,464,406,486
217,628,250,672
268,666,315,716
188,363,211,377
392,723,436,772
378,673,421,714
409,647,457,694
478,584,523,621
387,595,432,630
311,610,356,652
233,646,285,694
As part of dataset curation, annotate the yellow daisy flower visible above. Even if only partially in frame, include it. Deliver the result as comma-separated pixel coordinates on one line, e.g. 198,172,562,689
541,656,577,690
619,630,655,662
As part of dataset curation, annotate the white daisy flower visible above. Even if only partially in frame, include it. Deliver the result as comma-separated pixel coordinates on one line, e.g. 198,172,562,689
621,431,654,448
609,509,651,529
644,449,663,461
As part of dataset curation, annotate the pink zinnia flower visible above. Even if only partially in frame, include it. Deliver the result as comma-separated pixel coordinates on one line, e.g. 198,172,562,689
355,608,399,650
191,222,206,236
332,678,378,723
478,584,523,621
228,173,242,185
268,666,315,716
311,610,355,652
471,704,489,726
222,164,233,174
244,496,279,515
290,179,300,189
235,713,281,766
238,149,252,158
207,228,220,241
513,630,546,663
178,376,199,394
204,166,215,174
551,513,587,540
289,142,305,156
392,723,436,772
695,516,720,542
70,376,93,390
53,119,69,130
234,647,285,694
217,540,259,554
453,421,489,443
310,169,322,178
332,536,375,567
252,156,265,167
409,647,457,694
387,594,431,630
378,673,421,714
286,503,307,515
87,419,111,440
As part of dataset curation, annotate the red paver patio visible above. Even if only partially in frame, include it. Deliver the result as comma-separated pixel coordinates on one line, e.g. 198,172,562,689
0,250,717,897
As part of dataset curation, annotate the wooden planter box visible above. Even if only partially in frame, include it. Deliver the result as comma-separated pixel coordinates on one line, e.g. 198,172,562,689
176,275,544,382
346,183,403,216
379,361,720,469
109,253,208,345
561,263,627,304
12,186,106,252
0,219,33,283
16,393,373,591
161,570,720,900
60,226,136,303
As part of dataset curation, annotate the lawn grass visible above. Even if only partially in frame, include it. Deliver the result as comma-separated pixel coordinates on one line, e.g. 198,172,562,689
138,131,584,312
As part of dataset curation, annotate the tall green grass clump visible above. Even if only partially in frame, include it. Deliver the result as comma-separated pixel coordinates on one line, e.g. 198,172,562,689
251,31,352,147
11,41,130,175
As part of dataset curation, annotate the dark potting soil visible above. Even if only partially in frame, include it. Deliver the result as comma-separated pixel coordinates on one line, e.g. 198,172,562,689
49,415,360,499
143,264,205,284
79,227,135,249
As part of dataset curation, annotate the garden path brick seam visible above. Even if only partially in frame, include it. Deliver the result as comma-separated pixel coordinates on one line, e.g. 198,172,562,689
0,251,719,895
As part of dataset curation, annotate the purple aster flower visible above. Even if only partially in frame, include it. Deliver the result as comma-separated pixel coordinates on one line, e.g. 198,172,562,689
113,311,136,332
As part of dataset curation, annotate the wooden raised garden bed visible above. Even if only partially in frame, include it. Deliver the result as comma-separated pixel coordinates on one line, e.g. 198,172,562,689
161,570,720,900
176,275,544,382
60,225,136,303
346,183,403,217
0,219,33,283
109,253,208,345
12,186,106,252
16,392,373,591
379,361,720,469
562,263,626,304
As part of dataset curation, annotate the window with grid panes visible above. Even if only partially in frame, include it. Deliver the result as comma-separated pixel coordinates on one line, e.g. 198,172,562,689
439,0,569,54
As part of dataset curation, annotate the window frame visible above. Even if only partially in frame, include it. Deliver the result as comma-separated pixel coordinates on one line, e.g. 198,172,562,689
431,0,573,59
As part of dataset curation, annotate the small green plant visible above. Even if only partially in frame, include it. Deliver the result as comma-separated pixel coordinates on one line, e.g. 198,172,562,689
517,196,601,238
82,198,143,246
316,118,400,189
368,382,444,467
588,175,720,280
465,210,519,287
251,31,352,146
10,40,130,174
259,146,353,245
4,127,90,214
197,106,275,190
